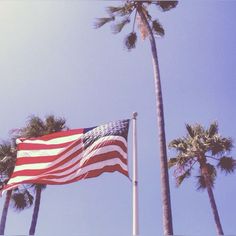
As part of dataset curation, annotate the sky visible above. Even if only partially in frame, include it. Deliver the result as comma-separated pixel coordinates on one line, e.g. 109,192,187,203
0,0,236,235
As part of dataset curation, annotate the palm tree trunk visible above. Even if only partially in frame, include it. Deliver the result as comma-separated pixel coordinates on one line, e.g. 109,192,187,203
206,185,224,235
137,5,173,236
29,186,42,235
0,189,12,235
202,167,224,235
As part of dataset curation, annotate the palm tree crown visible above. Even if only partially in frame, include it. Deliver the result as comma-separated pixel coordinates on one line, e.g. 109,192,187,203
0,142,16,186
169,122,235,188
169,122,235,235
95,1,178,49
19,115,66,138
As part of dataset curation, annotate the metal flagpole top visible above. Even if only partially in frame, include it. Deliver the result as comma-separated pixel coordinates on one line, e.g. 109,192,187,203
132,112,138,119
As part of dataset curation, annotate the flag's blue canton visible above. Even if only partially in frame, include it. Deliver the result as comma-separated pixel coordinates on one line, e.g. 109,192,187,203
83,119,130,149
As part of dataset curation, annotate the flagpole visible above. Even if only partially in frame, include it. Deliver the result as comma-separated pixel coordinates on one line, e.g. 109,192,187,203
132,112,139,236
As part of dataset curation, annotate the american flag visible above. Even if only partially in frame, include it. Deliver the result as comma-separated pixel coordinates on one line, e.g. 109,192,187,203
2,119,130,192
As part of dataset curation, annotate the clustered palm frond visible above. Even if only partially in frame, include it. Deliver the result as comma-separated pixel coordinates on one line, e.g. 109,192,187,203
168,122,235,189
17,115,67,139
0,142,16,187
11,188,34,211
0,141,34,213
95,0,178,50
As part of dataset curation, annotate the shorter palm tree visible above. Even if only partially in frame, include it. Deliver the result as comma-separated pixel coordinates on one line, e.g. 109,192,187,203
16,115,67,235
168,122,235,235
0,142,16,235
0,142,33,235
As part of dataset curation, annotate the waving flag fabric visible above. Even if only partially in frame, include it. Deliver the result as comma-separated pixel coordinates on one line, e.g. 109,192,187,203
2,119,130,192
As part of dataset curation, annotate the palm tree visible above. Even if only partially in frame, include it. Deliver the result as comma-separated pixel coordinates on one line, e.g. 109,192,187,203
0,142,16,235
168,122,235,235
95,1,178,234
17,115,67,235
0,142,33,235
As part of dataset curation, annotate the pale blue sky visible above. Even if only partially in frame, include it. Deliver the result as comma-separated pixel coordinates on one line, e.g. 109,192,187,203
0,1,236,235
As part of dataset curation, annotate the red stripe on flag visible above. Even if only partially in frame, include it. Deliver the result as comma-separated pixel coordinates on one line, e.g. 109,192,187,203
17,140,76,151
18,129,84,142
16,155,63,165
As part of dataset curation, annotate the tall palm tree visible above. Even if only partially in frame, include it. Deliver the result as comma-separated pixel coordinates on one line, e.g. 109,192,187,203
0,142,33,235
168,122,235,235
17,115,67,235
95,1,178,234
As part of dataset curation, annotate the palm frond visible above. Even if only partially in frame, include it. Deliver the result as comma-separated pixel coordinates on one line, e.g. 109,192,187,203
152,20,164,37
221,137,234,151
192,124,204,136
196,174,215,190
157,1,178,12
169,138,188,153
0,142,12,158
112,18,130,34
0,157,16,177
206,163,217,179
45,115,66,134
178,155,194,167
11,192,27,211
25,189,34,206
124,32,137,50
207,121,218,138
217,156,235,174
11,189,34,211
106,6,124,15
196,175,207,190
192,138,206,153
176,169,191,187
21,116,45,138
18,115,67,139
106,3,134,17
210,136,233,155
94,17,115,29
185,124,195,138
168,138,182,148
0,142,16,177
168,157,178,168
